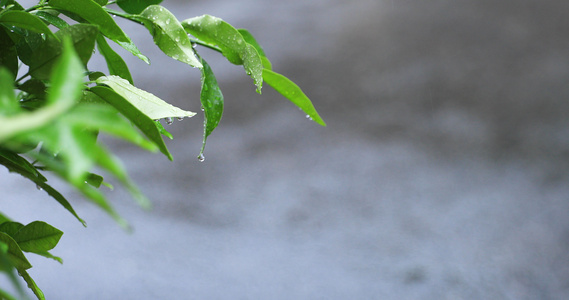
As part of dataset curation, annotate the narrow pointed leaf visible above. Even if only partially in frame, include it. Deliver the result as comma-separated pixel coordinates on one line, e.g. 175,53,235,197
96,34,133,84
238,28,272,70
33,251,63,264
138,5,202,68
262,69,326,126
182,15,263,92
198,57,223,157
13,221,63,253
117,0,163,14
96,75,196,120
49,0,149,63
89,86,173,160
18,269,45,300
0,11,56,39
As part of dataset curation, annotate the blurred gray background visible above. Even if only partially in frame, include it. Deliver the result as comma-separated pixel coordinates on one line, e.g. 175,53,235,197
2,0,569,299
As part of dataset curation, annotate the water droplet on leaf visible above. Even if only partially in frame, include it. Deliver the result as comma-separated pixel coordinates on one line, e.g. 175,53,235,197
36,184,43,191
197,153,205,162
165,117,173,125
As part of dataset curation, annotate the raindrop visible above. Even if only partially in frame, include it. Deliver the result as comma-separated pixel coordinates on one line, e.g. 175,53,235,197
200,106,205,111
175,37,180,42
177,117,184,121
305,115,313,120
165,117,173,125
36,184,43,191
197,153,205,162
166,19,171,25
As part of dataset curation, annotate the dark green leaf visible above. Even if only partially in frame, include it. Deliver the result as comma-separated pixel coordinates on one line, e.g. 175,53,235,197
0,11,56,39
0,222,23,237
94,0,108,6
0,27,18,77
262,69,326,126
49,0,149,64
0,232,31,270
137,5,202,68
198,57,223,158
182,15,263,92
117,0,163,14
27,24,96,80
237,28,272,70
13,221,63,253
0,212,10,225
96,34,133,84
18,79,47,100
89,86,173,160
0,0,23,10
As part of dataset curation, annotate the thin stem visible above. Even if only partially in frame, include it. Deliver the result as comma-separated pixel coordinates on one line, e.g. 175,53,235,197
104,8,144,25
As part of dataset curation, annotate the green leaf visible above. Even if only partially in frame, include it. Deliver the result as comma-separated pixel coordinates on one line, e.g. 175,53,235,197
13,221,63,253
18,269,45,300
33,10,70,29
0,232,31,270
137,5,202,68
237,28,272,70
96,34,133,84
89,86,173,160
0,222,24,237
0,212,10,225
198,57,223,159
27,23,97,80
0,67,18,116
117,0,163,15
96,75,196,120
94,0,108,6
0,11,56,39
0,27,18,77
262,69,326,126
49,0,149,64
182,15,263,92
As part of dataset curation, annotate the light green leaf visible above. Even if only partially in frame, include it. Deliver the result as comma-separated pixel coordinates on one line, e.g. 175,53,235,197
96,34,133,84
49,0,149,64
198,57,223,159
117,0,163,15
13,221,63,253
18,269,45,300
0,232,31,270
96,75,196,120
89,86,173,160
138,5,202,68
0,11,56,39
237,28,272,70
262,69,326,126
182,15,263,92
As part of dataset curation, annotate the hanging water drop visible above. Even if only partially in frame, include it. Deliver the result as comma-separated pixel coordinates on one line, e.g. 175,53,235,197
197,153,205,162
165,117,173,125
177,117,184,121
305,114,313,120
36,184,43,191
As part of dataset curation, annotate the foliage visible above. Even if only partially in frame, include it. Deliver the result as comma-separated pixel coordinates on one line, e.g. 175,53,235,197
0,0,325,298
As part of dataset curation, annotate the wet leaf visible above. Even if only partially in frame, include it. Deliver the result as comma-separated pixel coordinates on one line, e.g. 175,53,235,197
0,11,56,39
262,69,326,126
49,0,149,63
18,269,45,300
182,15,263,92
96,75,196,120
117,0,163,15
198,57,223,157
33,11,70,29
96,34,133,84
238,28,272,70
137,5,202,68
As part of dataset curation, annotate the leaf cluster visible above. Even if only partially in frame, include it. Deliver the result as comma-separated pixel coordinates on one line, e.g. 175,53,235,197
0,0,325,298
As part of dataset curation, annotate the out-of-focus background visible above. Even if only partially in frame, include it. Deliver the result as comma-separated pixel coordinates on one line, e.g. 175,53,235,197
2,0,569,299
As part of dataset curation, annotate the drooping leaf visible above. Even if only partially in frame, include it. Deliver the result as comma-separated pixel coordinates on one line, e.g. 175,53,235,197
96,34,133,84
198,57,223,158
117,0,163,15
89,86,173,160
262,69,326,126
27,24,97,80
95,75,196,120
0,11,56,39
49,0,149,63
237,28,272,70
137,5,202,68
13,221,63,253
18,269,45,300
0,232,31,270
182,15,263,92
